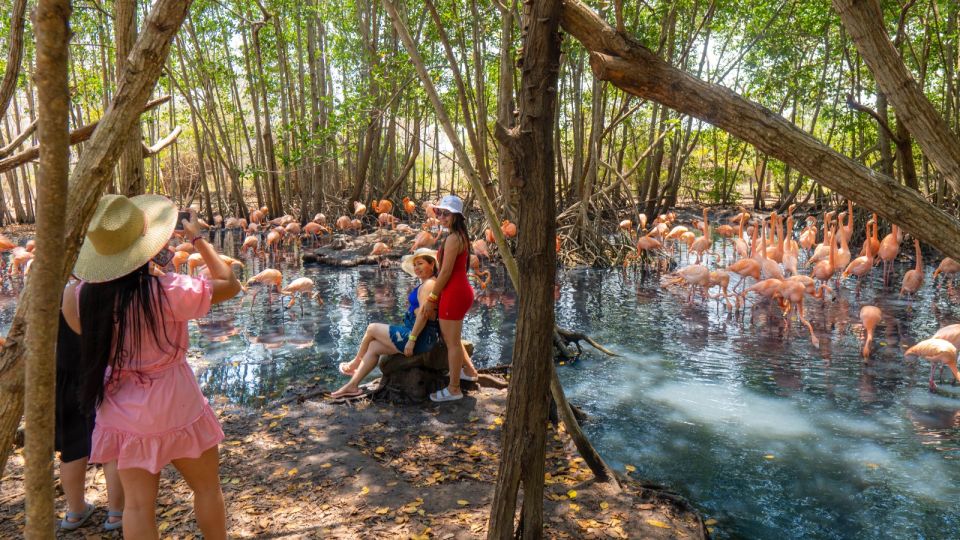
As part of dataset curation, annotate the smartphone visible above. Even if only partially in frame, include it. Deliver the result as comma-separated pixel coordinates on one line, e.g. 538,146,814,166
152,247,175,268
175,210,192,231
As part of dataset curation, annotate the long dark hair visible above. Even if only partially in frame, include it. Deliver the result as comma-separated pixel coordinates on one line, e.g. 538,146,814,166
78,263,173,411
444,212,472,271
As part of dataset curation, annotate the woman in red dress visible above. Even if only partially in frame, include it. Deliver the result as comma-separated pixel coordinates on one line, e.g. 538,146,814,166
425,195,480,401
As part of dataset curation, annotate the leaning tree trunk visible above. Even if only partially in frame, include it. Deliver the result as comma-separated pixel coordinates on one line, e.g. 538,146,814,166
0,0,194,477
833,0,960,194
24,0,70,535
0,0,27,125
559,0,960,262
487,1,562,537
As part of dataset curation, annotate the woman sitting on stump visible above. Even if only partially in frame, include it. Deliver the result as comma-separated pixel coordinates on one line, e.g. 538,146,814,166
333,248,441,398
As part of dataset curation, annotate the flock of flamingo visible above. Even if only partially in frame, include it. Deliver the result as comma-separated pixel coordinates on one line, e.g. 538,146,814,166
620,200,960,392
1,195,957,392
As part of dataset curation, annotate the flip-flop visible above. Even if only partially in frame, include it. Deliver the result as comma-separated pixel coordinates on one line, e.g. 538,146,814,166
430,388,463,402
329,388,364,399
460,369,479,382
338,362,357,376
60,502,95,530
103,510,123,532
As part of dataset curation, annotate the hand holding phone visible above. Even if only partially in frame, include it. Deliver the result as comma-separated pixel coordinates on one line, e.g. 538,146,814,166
175,210,193,231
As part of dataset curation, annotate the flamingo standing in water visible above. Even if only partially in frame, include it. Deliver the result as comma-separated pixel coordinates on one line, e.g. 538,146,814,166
778,278,818,348
280,277,322,311
689,208,712,264
859,305,881,360
877,223,903,285
842,218,876,293
933,257,960,289
905,338,960,391
899,239,923,300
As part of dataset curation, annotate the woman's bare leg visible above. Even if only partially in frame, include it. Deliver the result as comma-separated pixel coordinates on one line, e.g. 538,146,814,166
104,460,124,524
332,340,399,397
59,457,89,520
171,446,226,540
342,323,390,373
439,319,465,395
117,467,160,539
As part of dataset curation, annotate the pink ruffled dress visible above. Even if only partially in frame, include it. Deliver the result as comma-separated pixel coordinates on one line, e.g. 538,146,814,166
83,273,224,474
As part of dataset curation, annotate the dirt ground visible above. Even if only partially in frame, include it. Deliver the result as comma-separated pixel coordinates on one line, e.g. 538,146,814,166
0,384,711,539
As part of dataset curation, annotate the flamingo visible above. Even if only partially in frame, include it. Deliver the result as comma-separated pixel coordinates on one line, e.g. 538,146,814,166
241,235,260,256
500,220,517,239
905,338,960,391
469,254,491,290
664,264,711,303
810,222,838,294
877,223,903,285
335,215,352,231
313,213,327,225
689,208,712,264
798,216,817,253
377,199,394,214
472,239,491,259
402,197,416,215
353,201,367,218
859,305,881,359
245,268,283,295
858,213,880,257
778,278,818,348
933,257,960,289
412,231,438,251
280,277,322,310
899,239,923,299
842,218,876,292
172,250,190,273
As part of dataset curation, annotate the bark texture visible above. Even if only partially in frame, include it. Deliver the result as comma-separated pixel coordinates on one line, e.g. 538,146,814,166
115,0,145,196
486,1,562,537
0,0,194,477
559,0,960,262
833,0,960,194
24,0,71,535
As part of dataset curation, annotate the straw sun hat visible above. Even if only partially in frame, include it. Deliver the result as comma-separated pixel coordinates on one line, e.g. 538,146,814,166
74,194,178,283
400,248,438,278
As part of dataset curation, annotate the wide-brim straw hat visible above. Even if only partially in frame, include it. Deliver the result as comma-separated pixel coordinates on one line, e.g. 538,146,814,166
400,248,438,277
74,194,178,283
434,194,464,215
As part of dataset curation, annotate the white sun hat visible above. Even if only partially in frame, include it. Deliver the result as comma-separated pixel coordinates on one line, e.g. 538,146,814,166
400,248,438,277
74,194,178,283
434,194,464,215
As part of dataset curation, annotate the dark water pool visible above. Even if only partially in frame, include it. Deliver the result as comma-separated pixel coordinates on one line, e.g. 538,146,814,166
3,230,958,539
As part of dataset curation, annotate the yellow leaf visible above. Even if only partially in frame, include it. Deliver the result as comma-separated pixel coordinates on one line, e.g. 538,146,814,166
361,486,370,495
625,464,636,472
646,519,671,529
321,463,332,468
764,454,775,460
704,518,718,526
287,468,298,476
375,446,385,453
158,521,171,532
375,507,390,515
600,501,609,510
457,499,469,506
567,490,577,499
494,417,504,425
568,503,580,512
268,421,278,428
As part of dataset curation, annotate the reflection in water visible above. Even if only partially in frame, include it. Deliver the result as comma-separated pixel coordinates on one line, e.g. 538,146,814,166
1,229,959,539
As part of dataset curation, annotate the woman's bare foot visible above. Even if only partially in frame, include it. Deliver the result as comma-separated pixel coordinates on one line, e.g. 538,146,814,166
330,385,363,398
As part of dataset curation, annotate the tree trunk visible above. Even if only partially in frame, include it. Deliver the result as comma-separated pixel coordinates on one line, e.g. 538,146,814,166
0,0,193,478
487,1,562,537
0,0,28,124
23,0,70,534
833,0,960,194
115,0,144,197
559,0,960,262
251,21,284,216
496,0,517,217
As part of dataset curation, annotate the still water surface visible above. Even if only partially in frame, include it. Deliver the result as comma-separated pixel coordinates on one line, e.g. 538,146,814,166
3,231,958,539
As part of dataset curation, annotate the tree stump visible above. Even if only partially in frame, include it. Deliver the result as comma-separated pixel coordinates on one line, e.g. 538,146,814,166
368,341,505,403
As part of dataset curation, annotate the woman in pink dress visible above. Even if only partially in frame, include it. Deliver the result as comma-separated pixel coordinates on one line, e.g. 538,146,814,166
62,194,241,539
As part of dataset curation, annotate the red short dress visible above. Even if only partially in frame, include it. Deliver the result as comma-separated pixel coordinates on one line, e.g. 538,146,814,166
438,244,475,321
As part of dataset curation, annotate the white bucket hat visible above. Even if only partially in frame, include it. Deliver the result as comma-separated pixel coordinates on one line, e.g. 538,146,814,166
400,248,438,277
434,195,464,215
74,194,178,283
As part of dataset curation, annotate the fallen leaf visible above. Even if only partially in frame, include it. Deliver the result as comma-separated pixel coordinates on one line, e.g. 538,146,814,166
704,518,718,526
375,446,385,453
457,499,469,506
567,489,577,499
764,454,775,460
646,519,671,529
287,468,299,476
361,486,370,495
600,501,609,510
375,507,390,515
321,463,332,468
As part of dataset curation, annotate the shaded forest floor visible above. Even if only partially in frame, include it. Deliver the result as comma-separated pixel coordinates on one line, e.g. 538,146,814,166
1,386,708,539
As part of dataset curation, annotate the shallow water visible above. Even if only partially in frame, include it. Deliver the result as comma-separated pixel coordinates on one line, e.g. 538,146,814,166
5,231,959,539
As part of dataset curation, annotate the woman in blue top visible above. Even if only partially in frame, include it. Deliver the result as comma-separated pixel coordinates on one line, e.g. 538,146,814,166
332,248,440,398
